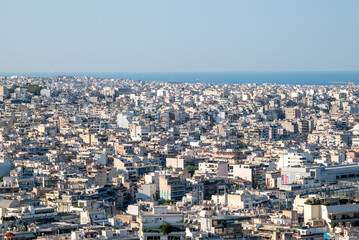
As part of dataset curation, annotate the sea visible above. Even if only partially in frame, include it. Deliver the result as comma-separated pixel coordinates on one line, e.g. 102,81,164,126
1,71,359,85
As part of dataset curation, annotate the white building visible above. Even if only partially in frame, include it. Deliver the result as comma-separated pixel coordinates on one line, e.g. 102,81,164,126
139,206,185,240
157,89,168,97
130,123,153,140
211,190,269,209
304,203,359,230
198,161,228,177
40,88,51,97
117,113,131,129
278,152,313,169
229,164,253,182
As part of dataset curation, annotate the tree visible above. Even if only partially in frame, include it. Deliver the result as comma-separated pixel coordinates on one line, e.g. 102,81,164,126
159,222,182,235
239,142,249,149
26,85,42,95
162,199,175,205
330,222,337,228
185,165,198,176
160,222,173,235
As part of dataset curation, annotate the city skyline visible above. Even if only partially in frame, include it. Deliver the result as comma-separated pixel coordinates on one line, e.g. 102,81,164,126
2,1,359,239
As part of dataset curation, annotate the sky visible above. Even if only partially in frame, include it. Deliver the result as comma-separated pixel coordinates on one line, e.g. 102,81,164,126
0,0,359,72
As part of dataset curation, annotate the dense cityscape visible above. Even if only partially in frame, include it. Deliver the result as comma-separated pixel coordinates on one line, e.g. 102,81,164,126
0,75,358,239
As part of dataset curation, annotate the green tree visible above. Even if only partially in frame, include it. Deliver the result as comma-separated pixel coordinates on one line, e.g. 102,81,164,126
162,199,175,205
239,142,249,149
185,165,198,176
330,222,337,228
159,223,182,235
160,222,173,235
26,85,42,95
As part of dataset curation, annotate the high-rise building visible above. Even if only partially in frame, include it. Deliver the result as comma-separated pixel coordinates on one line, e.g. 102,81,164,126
0,85,9,100
285,107,301,120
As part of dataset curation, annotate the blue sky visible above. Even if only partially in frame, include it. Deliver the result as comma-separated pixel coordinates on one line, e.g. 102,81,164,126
0,0,358,72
